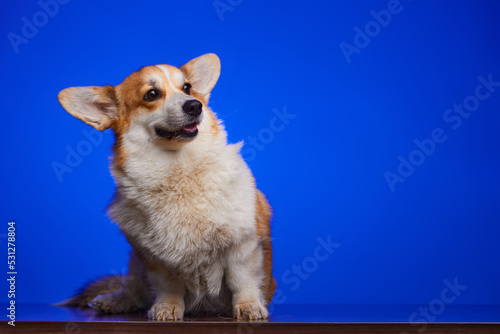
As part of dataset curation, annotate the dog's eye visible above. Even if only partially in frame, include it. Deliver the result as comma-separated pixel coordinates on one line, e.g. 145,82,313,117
144,89,160,101
183,83,192,95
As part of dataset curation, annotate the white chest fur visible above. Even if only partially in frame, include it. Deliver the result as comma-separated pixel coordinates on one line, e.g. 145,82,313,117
107,129,257,297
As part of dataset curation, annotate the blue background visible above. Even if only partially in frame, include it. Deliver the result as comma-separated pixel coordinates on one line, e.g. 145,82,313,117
1,0,499,307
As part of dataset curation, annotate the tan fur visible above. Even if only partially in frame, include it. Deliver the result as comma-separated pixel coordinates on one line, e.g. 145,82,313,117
255,189,277,305
58,54,275,321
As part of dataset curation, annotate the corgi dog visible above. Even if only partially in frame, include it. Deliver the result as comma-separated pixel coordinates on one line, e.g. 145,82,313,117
57,54,276,321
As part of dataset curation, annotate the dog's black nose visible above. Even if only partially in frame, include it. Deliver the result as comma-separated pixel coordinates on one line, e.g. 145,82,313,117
182,100,203,117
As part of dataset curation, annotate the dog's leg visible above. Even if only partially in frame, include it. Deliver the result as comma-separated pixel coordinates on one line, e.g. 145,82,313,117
89,250,151,313
147,267,186,321
226,238,268,320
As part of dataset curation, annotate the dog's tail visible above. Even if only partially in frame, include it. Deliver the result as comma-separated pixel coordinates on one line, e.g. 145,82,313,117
54,275,125,308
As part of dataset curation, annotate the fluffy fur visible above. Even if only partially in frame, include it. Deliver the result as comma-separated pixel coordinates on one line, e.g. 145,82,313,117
57,54,276,321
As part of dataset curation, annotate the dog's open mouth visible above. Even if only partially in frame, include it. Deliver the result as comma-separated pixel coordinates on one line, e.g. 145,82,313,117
155,123,199,139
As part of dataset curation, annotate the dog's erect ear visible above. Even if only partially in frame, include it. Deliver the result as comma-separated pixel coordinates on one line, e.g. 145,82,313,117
58,85,117,131
180,53,221,102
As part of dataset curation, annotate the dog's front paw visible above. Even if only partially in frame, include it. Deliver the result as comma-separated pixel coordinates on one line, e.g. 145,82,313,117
148,302,184,321
89,294,136,314
233,301,268,320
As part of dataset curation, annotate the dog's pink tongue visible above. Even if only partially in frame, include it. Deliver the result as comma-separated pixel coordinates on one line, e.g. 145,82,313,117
183,123,197,132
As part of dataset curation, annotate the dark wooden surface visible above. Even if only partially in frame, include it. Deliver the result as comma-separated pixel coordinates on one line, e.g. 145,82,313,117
11,322,500,334
4,303,500,334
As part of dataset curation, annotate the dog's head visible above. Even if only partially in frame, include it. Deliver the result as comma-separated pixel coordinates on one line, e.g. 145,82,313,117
58,54,220,150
